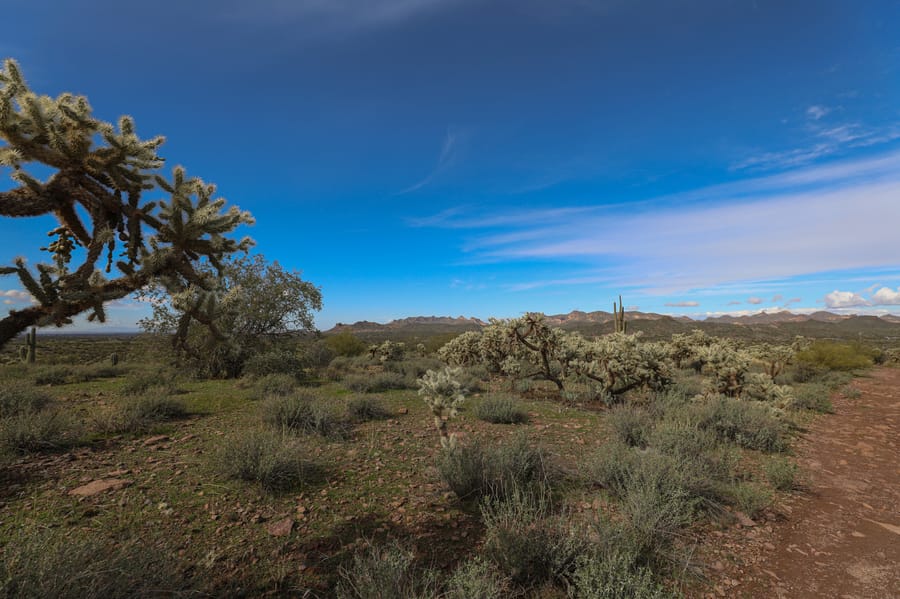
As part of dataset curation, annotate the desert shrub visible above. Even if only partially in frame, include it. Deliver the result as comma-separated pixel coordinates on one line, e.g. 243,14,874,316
67,364,126,383
480,485,585,589
261,392,346,437
795,340,875,372
444,558,509,599
297,340,336,369
324,355,355,380
384,356,445,379
437,434,551,501
325,331,369,357
0,410,74,454
723,482,771,519
790,383,833,413
336,541,438,599
475,395,528,424
0,529,193,599
344,372,411,393
31,365,72,386
243,349,304,378
608,404,654,448
570,549,675,599
841,384,861,400
251,373,298,398
346,396,389,422
614,453,698,566
0,383,52,417
216,430,323,492
694,397,787,452
764,457,799,491
457,365,488,392
120,370,180,396
99,395,187,434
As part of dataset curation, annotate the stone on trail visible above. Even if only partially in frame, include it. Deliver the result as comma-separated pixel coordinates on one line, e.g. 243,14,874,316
266,517,294,537
69,478,132,497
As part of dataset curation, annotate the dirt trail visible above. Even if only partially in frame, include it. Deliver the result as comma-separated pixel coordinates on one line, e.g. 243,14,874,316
705,367,900,598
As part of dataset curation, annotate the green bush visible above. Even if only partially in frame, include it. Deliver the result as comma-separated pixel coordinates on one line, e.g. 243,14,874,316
764,457,799,491
346,396,389,422
609,453,699,566
480,485,584,589
384,357,445,379
608,404,654,448
251,373,297,398
694,397,787,452
475,395,528,424
336,541,438,599
297,340,336,369
723,482,771,519
571,550,675,599
795,341,875,372
0,410,74,454
437,434,551,501
325,331,369,357
444,558,509,599
32,365,72,386
344,372,412,393
261,392,346,437
99,395,187,434
216,430,323,493
243,349,304,378
120,370,180,396
0,529,193,599
790,383,833,413
0,383,52,417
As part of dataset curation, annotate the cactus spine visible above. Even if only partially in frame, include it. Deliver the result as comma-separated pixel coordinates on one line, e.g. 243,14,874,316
614,295,626,334
21,327,36,363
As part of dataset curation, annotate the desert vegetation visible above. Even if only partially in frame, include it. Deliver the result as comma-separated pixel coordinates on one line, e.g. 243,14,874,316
0,308,886,597
1,58,895,598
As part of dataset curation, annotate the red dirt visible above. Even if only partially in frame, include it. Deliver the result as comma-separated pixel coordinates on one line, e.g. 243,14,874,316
703,367,900,598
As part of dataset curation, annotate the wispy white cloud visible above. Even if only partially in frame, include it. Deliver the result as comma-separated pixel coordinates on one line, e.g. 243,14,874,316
824,290,869,308
806,105,831,120
771,294,783,303
665,301,699,307
727,300,742,305
396,127,463,194
746,296,763,305
731,108,900,172
417,150,900,296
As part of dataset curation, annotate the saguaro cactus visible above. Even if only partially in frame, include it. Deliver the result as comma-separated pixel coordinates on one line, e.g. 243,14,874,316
21,326,36,363
613,295,626,334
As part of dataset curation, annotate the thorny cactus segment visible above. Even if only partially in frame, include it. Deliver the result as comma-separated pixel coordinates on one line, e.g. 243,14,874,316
417,367,467,449
0,59,254,348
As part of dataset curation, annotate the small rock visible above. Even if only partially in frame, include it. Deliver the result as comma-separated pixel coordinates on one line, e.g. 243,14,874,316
763,542,776,551
735,512,757,527
143,435,170,447
712,561,725,572
267,517,294,537
397,407,409,415
69,478,132,497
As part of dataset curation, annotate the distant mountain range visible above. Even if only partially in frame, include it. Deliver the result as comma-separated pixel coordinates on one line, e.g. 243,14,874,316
326,310,900,343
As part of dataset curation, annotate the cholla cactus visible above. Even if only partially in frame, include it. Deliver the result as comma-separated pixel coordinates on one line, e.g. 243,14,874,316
697,342,752,397
0,59,253,348
371,340,405,362
438,330,483,366
744,372,795,407
750,343,794,381
417,367,467,449
572,332,673,398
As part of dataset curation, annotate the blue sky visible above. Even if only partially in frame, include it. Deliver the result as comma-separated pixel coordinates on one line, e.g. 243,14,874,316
2,0,900,331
